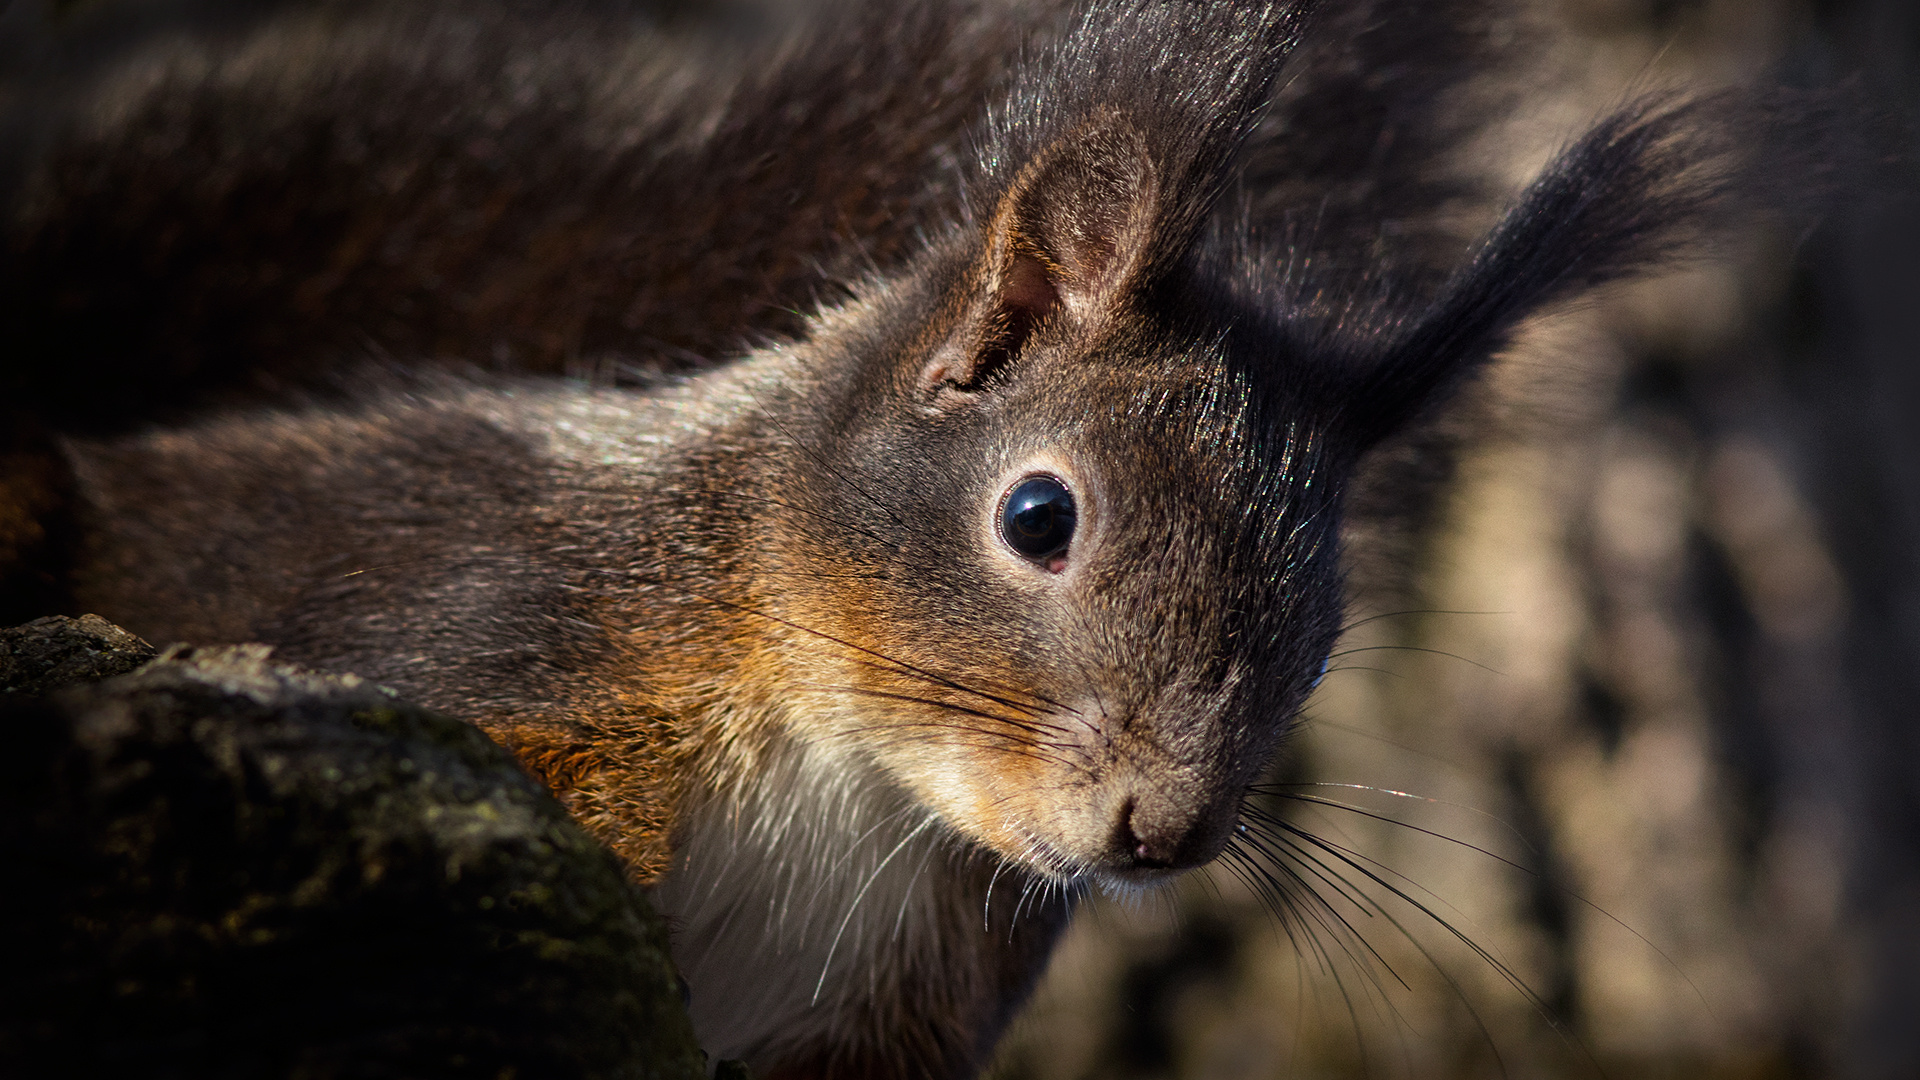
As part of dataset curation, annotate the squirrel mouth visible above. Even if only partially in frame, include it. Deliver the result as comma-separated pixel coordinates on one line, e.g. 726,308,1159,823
994,816,1221,890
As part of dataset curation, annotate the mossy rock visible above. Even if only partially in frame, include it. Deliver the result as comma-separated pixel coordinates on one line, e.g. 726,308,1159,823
0,612,157,696
0,616,705,1079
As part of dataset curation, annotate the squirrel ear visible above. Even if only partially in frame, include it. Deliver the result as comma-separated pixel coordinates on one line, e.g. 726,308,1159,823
917,0,1309,395
928,121,1158,392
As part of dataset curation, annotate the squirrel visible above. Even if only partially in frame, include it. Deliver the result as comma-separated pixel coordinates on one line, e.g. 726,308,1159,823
2,0,1805,1075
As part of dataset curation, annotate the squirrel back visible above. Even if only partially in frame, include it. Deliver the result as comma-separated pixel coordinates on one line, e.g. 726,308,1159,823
8,0,1807,1075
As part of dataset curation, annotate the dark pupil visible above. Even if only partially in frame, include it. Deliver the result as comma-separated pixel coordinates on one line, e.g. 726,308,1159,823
1002,476,1076,559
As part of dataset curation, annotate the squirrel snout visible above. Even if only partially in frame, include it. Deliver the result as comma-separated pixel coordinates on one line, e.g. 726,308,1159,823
1113,793,1221,873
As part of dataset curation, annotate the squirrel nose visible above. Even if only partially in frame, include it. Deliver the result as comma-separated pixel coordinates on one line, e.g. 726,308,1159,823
1117,797,1195,870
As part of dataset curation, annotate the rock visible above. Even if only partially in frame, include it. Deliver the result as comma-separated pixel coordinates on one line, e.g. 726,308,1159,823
0,613,156,696
0,617,705,1079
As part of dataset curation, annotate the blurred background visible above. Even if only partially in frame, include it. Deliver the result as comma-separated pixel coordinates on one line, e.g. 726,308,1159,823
990,1,1920,1077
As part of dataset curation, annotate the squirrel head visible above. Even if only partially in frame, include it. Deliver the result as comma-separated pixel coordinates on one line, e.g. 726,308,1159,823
733,0,1756,888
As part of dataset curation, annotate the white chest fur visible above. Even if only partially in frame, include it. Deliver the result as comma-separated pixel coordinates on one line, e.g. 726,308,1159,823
650,737,1074,1067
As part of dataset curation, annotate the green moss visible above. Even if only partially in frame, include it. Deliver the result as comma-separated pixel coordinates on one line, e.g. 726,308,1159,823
2,621,706,1079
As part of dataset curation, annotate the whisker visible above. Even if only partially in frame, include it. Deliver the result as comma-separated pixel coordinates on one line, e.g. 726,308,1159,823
1271,820,1566,1027
815,684,1076,738
1231,831,1409,990
836,726,1082,775
1251,785,1712,1015
892,835,945,944
1216,847,1334,971
836,656,1080,719
984,858,1011,932
1223,837,1508,1077
1321,663,1405,680
1251,782,1538,857
806,802,925,911
811,814,939,1006
607,575,1082,721
1325,644,1507,677
1216,773,1668,1077
829,716,1086,770
336,550,1078,726
1224,841,1370,984
1335,608,1509,636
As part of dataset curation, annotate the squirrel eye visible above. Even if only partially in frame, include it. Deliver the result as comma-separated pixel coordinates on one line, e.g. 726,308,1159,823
1000,475,1076,563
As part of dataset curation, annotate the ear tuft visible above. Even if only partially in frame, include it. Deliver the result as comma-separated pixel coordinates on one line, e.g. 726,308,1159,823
926,0,1309,396
1332,89,1840,447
